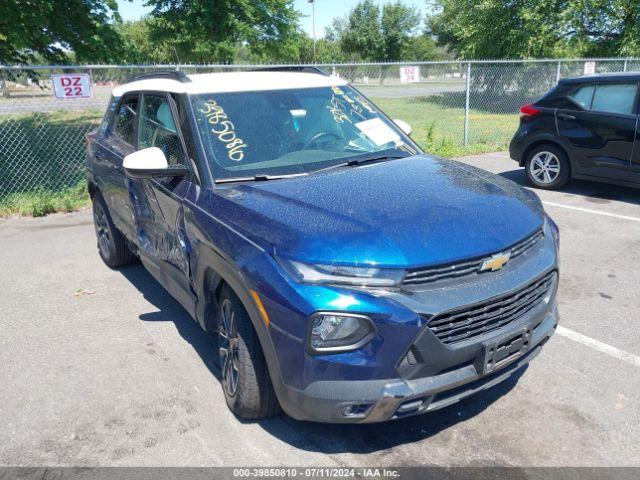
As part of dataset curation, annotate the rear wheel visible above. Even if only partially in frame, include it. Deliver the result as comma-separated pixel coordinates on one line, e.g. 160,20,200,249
218,285,280,420
92,194,136,268
525,144,571,190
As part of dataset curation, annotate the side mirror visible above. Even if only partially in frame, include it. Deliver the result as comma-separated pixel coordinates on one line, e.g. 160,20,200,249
394,119,412,136
123,147,188,179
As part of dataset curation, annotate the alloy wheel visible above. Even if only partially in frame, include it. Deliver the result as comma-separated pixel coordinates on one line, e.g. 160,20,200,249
530,151,560,184
219,299,240,397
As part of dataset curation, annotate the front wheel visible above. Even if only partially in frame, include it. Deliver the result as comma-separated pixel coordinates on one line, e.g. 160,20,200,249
525,145,571,190
217,286,280,420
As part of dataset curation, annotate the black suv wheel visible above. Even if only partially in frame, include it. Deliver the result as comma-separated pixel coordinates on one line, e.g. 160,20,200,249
525,144,571,190
92,194,137,268
217,285,280,420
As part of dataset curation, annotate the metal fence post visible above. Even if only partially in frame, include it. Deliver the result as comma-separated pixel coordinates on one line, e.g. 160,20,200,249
624,60,628,72
556,61,562,83
0,69,9,98
463,62,471,146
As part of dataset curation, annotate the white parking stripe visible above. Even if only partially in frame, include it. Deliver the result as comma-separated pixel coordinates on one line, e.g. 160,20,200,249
486,153,511,158
543,201,640,223
557,326,640,368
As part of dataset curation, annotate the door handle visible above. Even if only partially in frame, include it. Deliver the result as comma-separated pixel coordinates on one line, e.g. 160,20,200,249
558,113,576,121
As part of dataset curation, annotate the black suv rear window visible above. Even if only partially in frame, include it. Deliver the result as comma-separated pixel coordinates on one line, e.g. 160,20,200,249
568,83,637,114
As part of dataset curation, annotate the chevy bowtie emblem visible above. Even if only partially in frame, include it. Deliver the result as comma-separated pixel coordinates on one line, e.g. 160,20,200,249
479,252,511,272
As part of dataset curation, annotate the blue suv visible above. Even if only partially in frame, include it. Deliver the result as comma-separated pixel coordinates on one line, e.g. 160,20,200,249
86,69,559,423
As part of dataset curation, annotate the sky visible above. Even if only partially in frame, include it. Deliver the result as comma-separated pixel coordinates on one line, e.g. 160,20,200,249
116,0,428,38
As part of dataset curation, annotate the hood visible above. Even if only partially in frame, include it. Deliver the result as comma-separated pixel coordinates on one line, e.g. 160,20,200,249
207,155,544,268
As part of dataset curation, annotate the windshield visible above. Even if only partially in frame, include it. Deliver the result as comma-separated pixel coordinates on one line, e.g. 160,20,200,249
190,85,421,181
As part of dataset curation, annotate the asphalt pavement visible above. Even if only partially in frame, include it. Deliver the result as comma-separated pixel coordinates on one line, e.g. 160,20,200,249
1,152,639,467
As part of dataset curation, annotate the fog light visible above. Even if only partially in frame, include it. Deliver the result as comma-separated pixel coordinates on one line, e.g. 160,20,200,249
341,403,372,417
308,313,375,354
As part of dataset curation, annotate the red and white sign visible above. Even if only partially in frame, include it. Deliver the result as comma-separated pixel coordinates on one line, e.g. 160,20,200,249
583,61,596,75
400,66,420,83
51,74,92,99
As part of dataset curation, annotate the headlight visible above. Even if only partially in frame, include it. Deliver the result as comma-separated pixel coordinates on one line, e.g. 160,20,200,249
279,258,405,287
308,312,376,353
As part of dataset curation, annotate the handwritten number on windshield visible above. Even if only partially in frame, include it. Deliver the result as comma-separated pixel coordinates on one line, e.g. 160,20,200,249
200,100,247,162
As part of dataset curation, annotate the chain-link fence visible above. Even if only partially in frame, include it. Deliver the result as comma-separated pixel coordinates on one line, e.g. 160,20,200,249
1,59,637,198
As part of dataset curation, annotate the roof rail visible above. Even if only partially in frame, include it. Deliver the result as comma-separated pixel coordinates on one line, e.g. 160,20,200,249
253,66,329,76
130,70,192,83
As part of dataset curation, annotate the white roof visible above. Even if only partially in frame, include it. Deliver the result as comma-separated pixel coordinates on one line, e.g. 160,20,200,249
111,71,349,97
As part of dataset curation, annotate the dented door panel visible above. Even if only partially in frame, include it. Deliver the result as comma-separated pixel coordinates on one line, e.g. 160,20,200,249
129,177,197,315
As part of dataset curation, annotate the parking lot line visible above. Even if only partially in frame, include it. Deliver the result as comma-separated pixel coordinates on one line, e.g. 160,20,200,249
543,201,640,223
557,326,640,368
486,153,511,158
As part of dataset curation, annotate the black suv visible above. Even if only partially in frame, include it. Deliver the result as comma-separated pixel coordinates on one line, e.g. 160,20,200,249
509,72,640,190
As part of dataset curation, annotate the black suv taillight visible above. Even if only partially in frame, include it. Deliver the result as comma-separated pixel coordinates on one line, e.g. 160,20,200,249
519,104,542,118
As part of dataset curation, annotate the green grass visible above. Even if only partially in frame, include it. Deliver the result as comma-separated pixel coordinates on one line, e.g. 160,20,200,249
0,97,517,217
372,96,513,157
0,181,90,217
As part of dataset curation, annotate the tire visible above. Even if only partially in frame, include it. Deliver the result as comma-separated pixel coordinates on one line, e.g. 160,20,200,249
525,144,571,190
217,285,280,420
92,194,137,268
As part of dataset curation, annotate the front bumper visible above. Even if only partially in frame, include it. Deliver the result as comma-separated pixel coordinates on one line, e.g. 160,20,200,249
277,304,557,423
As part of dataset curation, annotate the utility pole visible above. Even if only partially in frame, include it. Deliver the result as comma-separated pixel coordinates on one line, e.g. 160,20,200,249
309,0,316,63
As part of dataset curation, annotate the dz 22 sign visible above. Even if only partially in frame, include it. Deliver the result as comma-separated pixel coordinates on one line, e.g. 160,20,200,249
51,74,92,99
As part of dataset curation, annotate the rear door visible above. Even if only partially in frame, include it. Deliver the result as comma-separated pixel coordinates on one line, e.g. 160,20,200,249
128,92,197,313
557,81,638,182
97,93,139,238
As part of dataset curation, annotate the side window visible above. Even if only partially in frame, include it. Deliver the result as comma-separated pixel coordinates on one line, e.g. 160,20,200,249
591,83,638,115
568,85,594,110
113,96,138,145
138,94,186,165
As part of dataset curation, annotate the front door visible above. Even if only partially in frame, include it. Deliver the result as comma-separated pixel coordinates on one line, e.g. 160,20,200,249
557,82,638,182
129,92,196,312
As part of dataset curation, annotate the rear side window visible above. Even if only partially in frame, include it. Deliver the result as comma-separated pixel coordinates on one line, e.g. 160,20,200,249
568,83,637,114
591,83,637,114
113,96,138,145
568,85,594,109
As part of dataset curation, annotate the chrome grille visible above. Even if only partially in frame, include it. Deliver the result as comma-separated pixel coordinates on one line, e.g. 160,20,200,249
427,271,556,345
402,229,544,286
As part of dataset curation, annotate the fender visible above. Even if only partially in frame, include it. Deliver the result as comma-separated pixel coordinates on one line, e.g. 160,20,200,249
184,202,288,404
519,132,573,169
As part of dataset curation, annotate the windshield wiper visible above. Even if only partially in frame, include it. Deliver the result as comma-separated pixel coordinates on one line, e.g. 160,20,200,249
215,172,308,184
314,153,409,174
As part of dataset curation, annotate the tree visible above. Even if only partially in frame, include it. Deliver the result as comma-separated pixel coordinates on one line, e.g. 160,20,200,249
337,0,383,61
145,0,301,64
427,0,640,59
116,19,174,64
328,0,438,62
561,0,640,57
402,35,447,61
0,0,123,64
298,36,350,64
381,2,421,61
427,0,561,59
